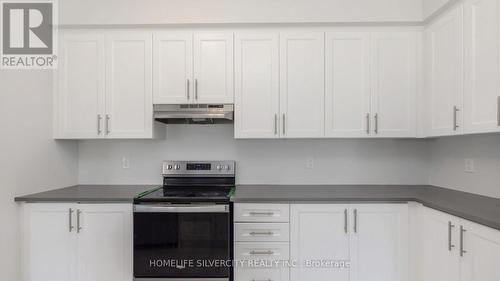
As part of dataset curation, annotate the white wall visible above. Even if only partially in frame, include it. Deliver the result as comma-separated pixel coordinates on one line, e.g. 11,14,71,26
422,0,454,19
0,70,78,281
59,0,424,25
78,125,429,185
428,134,500,198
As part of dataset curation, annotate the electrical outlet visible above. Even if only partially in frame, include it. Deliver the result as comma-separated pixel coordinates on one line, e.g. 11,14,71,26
122,157,130,169
306,158,314,169
464,159,475,173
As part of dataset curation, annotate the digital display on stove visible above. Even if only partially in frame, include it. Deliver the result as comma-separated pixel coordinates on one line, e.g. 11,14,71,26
186,163,211,170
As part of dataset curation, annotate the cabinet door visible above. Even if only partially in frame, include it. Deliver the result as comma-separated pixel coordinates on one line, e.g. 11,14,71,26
105,32,153,138
56,32,105,139
460,219,500,281
325,32,371,138
280,32,325,138
464,0,500,134
77,204,133,281
23,204,77,281
290,205,350,281
153,32,193,104
193,33,234,103
420,207,460,281
234,33,280,138
371,32,417,138
425,6,464,136
350,204,408,281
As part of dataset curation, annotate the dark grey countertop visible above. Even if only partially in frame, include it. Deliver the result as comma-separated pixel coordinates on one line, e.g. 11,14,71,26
14,184,500,231
234,185,500,231
14,185,157,203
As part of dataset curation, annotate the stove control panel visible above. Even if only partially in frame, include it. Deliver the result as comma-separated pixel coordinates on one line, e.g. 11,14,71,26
162,161,235,176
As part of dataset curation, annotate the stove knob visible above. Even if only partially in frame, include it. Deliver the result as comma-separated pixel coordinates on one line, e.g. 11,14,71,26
216,165,222,170
174,165,181,170
226,165,231,171
167,165,173,170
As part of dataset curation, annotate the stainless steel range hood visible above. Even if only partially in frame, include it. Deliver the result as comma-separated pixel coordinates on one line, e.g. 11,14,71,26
154,104,234,124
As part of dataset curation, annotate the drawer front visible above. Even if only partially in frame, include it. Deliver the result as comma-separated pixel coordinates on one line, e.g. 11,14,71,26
235,204,290,222
235,242,290,261
235,267,289,281
235,223,290,242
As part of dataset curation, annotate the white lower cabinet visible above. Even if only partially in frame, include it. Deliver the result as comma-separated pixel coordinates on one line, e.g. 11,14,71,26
419,206,500,281
22,203,132,281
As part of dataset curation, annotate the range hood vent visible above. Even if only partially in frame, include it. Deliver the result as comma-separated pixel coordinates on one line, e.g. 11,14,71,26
154,104,234,124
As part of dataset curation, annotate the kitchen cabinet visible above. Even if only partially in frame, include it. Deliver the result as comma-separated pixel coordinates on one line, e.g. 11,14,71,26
424,5,464,137
153,32,233,104
55,32,105,139
22,203,133,281
370,32,417,138
463,0,500,134
325,32,371,138
55,31,159,139
234,33,280,138
280,32,325,138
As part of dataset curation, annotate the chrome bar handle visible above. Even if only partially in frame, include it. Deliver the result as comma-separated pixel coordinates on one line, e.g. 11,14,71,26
105,115,110,135
366,113,370,134
68,208,74,232
460,226,466,257
252,279,272,281
186,79,190,100
249,211,275,216
453,106,459,131
497,97,500,126
249,250,274,255
274,114,278,135
249,231,274,236
374,114,379,134
195,79,198,100
448,221,456,251
354,209,358,233
76,209,82,233
97,115,102,135
344,209,348,234
282,113,286,135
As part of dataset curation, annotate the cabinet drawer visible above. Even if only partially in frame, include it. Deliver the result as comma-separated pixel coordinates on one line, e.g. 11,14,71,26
235,223,290,242
235,204,290,222
235,242,290,261
235,267,289,281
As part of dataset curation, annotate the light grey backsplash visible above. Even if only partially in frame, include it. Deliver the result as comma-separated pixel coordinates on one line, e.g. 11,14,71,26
78,125,429,185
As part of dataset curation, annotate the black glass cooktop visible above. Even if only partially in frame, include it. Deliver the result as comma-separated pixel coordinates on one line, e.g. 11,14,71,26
135,187,232,203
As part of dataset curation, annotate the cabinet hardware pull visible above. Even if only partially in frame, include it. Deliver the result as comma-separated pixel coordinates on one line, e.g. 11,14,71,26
249,231,274,236
460,226,466,257
282,114,286,135
252,279,272,281
453,106,459,131
354,208,358,233
274,114,278,135
77,209,82,233
366,113,370,134
105,115,110,135
68,208,74,232
187,79,190,100
249,250,274,255
97,115,102,135
497,97,500,126
374,114,379,134
195,79,198,100
448,221,456,251
344,209,348,234
249,211,274,216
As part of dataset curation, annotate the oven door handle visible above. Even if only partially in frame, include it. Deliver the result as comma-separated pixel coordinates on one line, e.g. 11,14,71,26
134,204,229,213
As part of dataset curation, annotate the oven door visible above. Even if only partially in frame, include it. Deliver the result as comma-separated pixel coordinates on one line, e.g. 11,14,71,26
133,204,231,280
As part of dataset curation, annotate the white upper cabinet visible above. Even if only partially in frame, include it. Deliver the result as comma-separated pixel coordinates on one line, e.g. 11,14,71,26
371,32,417,138
425,5,464,137
350,204,409,281
290,204,351,281
325,32,371,138
234,33,280,139
56,32,105,139
280,32,325,138
153,33,193,104
463,0,500,134
193,33,234,104
105,32,153,138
